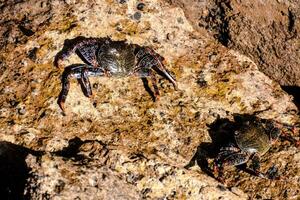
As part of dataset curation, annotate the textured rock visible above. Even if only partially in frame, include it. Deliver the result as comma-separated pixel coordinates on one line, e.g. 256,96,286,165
168,0,300,88
0,0,299,199
24,140,245,200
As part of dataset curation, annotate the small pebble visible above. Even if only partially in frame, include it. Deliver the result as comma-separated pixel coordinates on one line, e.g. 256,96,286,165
217,184,227,191
28,47,38,61
166,32,175,40
89,176,98,187
18,107,26,115
177,17,184,24
9,100,19,107
152,37,159,43
137,2,145,11
92,83,99,90
133,12,142,20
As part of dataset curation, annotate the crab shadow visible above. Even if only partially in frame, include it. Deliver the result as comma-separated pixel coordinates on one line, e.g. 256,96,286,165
185,117,236,177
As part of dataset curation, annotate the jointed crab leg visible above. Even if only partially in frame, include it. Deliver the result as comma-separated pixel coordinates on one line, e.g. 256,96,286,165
136,47,178,90
156,65,178,90
78,68,93,97
146,48,178,90
216,152,249,168
58,64,104,112
153,60,178,90
54,38,102,67
214,150,249,181
249,153,265,178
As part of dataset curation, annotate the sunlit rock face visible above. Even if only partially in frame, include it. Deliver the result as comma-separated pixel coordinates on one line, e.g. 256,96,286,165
0,0,298,199
169,0,300,88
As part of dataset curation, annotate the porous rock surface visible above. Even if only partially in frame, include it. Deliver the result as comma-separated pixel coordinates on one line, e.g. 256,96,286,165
0,0,299,199
168,0,300,87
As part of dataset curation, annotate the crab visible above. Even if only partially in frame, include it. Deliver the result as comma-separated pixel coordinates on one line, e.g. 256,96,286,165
213,115,282,181
54,37,178,111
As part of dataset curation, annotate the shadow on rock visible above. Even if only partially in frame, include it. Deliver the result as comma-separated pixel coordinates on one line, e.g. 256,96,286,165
53,137,107,162
187,113,299,180
185,116,236,177
281,86,300,111
0,141,42,200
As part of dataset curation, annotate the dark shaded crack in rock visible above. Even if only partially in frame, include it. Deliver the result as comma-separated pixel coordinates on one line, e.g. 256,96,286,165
281,86,300,111
213,0,233,46
0,138,112,200
0,141,43,200
287,8,296,33
18,25,35,37
198,0,234,46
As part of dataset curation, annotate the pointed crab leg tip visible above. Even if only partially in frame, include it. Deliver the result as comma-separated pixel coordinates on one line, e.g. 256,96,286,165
155,95,160,102
58,102,66,113
160,69,177,88
258,173,268,179
173,83,179,90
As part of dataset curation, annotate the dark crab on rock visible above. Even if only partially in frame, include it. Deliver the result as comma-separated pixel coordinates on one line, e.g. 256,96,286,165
54,37,178,112
213,115,282,181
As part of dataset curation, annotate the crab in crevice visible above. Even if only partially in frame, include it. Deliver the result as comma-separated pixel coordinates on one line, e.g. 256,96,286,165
54,37,178,112
213,115,298,182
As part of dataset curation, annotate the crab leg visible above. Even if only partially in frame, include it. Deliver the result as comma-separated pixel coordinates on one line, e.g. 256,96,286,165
78,68,93,97
150,60,178,90
136,47,178,90
54,37,101,68
158,68,177,89
58,64,104,112
214,152,249,181
249,153,265,178
216,152,249,168
145,48,178,90
161,68,177,89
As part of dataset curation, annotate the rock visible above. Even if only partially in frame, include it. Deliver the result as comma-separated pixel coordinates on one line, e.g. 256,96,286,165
0,0,298,199
25,142,243,199
168,0,300,87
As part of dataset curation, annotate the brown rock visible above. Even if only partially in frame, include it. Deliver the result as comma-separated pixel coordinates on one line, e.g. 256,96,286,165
0,0,299,199
168,0,300,88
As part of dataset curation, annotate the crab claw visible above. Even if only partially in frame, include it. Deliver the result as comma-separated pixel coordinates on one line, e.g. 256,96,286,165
168,73,178,90
159,68,178,90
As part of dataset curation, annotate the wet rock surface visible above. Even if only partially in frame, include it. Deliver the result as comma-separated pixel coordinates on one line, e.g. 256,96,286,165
169,0,300,88
0,0,299,199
